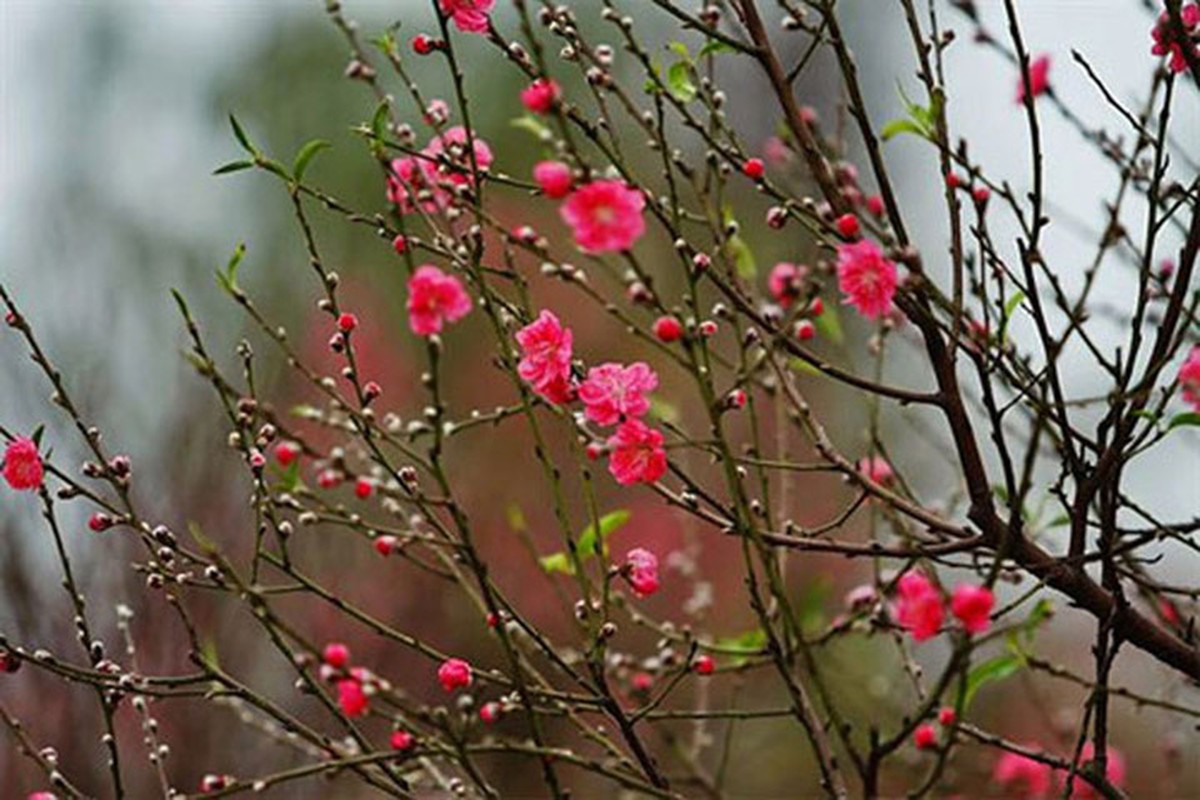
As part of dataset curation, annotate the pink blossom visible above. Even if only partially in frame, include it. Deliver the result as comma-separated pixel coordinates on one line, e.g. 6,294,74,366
337,678,368,717
423,126,493,192
521,78,561,114
3,437,43,491
993,747,1054,798
390,730,415,751
1016,54,1052,103
764,135,791,164
578,362,658,426
534,160,573,199
1064,743,1126,799
406,265,472,336
768,261,809,308
560,180,646,254
515,310,574,403
437,657,473,692
894,572,944,642
836,240,898,320
856,456,894,485
913,723,938,751
387,155,437,213
1152,5,1200,74
438,0,494,34
323,642,351,669
606,419,668,486
624,548,660,596
28,794,57,800
1179,345,1200,411
950,584,995,634
844,584,877,610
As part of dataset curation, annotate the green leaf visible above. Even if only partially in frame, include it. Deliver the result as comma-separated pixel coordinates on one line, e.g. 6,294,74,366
1023,598,1054,634
649,396,680,424
1000,290,1026,342
539,552,574,575
698,40,735,58
199,636,221,670
258,158,291,181
506,502,528,533
667,41,691,59
964,653,1022,709
667,60,697,103
540,510,631,575
576,510,631,559
714,628,768,666
213,160,255,176
789,357,821,376
274,460,303,493
215,242,247,296
30,424,45,448
1167,412,1200,430
229,114,256,154
726,234,757,279
883,83,943,142
187,521,218,555
292,139,331,182
511,114,553,141
370,100,390,144
814,303,844,345
881,118,928,141
643,59,664,95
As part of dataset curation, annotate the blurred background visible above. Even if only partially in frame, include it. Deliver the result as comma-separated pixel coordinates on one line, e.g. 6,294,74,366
1,1,1197,796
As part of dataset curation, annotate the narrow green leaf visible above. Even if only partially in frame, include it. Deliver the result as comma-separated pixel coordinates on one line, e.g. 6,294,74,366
964,653,1022,709
213,160,255,176
258,158,291,181
667,41,691,59
292,139,331,182
714,628,768,666
998,290,1026,343
30,424,45,448
200,636,221,670
370,100,390,142
511,114,553,141
539,552,574,575
187,521,218,555
229,114,255,154
881,118,928,141
789,357,821,377
1167,412,1200,430
726,234,757,279
541,510,631,574
215,242,247,296
576,510,631,558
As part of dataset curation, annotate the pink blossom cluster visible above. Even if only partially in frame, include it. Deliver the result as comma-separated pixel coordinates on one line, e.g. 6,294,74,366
515,310,667,486
437,0,494,34
387,126,493,214
1151,3,1200,73
991,742,1126,799
893,573,995,641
